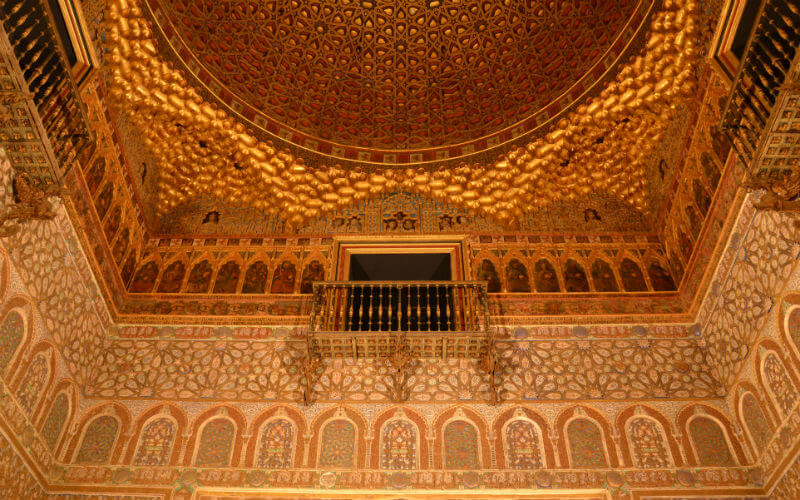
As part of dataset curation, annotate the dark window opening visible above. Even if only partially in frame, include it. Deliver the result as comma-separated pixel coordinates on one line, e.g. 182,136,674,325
730,0,761,60
346,253,454,332
349,253,451,281
46,0,78,66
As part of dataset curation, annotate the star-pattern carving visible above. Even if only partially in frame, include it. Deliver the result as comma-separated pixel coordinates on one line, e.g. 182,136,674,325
162,0,636,149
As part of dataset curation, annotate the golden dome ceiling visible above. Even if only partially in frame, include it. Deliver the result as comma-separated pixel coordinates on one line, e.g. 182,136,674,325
155,0,640,156
105,0,700,228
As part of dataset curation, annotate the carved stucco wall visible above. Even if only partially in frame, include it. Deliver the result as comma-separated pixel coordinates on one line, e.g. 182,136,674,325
0,420,49,499
703,205,800,388
0,154,141,499
3,141,800,497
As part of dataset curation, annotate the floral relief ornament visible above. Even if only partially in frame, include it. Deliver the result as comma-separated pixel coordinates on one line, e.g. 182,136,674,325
0,173,67,238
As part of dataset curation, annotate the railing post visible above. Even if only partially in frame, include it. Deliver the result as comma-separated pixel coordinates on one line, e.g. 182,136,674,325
455,284,464,331
321,286,331,331
310,284,322,333
431,285,442,332
482,283,491,333
414,284,422,332
468,287,479,331
388,285,394,331
377,284,384,331
338,284,347,331
405,285,412,331
366,283,373,331
357,284,365,332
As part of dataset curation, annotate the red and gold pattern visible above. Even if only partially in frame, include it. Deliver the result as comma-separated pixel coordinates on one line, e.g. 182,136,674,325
105,0,701,227
154,0,640,151
3,144,800,497
5,0,800,497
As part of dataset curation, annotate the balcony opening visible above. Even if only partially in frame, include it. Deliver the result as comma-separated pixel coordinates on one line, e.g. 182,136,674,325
44,0,96,82
711,0,763,80
349,252,452,281
347,253,453,332
47,0,78,67
309,240,488,358
729,0,760,61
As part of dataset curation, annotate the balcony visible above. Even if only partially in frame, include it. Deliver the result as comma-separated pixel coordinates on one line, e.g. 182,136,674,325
1,0,93,178
308,281,491,359
721,0,800,173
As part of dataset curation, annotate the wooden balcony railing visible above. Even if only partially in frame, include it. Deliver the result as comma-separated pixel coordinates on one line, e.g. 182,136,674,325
308,281,491,358
1,0,93,174
721,0,799,169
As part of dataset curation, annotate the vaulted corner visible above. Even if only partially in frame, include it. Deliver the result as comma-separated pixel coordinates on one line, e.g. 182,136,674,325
1,0,800,498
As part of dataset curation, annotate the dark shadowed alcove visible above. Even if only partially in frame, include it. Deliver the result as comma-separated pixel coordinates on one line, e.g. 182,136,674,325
347,253,454,332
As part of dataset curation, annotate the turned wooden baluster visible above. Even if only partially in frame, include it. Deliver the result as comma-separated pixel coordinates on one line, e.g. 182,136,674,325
388,285,394,331
452,285,462,331
317,286,325,331
377,284,384,331
461,285,470,331
451,284,457,331
331,286,338,331
431,284,439,331
443,284,452,331
319,286,327,331
434,283,441,330
481,285,488,331
470,284,479,331
345,284,352,330
750,41,782,87
357,284,365,331
434,284,440,331
732,91,762,152
466,285,473,331
372,283,379,331
764,18,794,65
756,29,788,69
418,285,424,332
337,284,347,331
426,284,432,331
326,286,335,331
377,284,383,331
414,284,422,331
326,285,333,330
358,284,366,331
425,285,433,331
438,284,446,331
460,285,467,331
364,284,372,331
462,285,469,331
310,285,320,332
460,286,465,331
474,285,482,331
416,284,423,332
346,285,353,331
405,285,412,331
430,283,437,331
772,1,800,30
385,284,391,331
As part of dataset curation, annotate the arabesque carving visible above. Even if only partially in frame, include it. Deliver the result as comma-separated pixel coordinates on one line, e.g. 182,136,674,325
384,334,414,403
743,169,800,221
479,333,501,405
0,173,64,238
299,338,323,406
